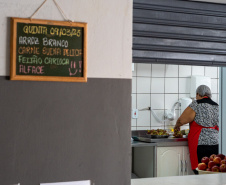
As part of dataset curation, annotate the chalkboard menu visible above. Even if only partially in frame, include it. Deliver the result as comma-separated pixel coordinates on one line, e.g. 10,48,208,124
10,17,87,82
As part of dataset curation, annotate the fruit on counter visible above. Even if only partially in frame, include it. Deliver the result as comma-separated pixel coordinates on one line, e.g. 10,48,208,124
220,159,226,165
173,132,183,138
185,129,189,135
216,154,225,160
212,165,220,172
198,163,207,170
201,156,209,164
220,164,226,172
213,156,222,165
208,161,216,169
174,127,180,132
173,127,183,138
198,153,226,172
210,154,216,161
147,129,169,136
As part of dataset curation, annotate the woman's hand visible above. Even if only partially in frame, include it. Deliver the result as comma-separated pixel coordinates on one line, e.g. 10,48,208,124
174,120,181,131
173,122,183,138
174,125,180,132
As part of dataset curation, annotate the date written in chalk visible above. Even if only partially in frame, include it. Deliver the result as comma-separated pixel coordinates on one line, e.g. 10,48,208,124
19,65,44,74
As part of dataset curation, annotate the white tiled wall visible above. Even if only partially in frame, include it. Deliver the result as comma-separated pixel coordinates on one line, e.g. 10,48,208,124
132,64,219,131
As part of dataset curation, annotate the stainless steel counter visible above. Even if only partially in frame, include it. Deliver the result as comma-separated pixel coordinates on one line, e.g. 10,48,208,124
131,173,226,185
132,129,188,147
132,136,188,147
132,141,157,147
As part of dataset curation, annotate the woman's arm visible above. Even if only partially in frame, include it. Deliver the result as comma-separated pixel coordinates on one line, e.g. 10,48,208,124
174,106,196,129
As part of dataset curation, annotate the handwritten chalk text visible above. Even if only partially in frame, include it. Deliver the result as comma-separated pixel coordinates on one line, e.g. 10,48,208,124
18,55,42,64
63,49,82,57
42,47,61,56
19,65,44,74
18,46,40,55
23,26,48,35
50,28,81,37
43,37,68,48
19,36,39,45
18,55,70,66
44,57,69,65
23,25,81,37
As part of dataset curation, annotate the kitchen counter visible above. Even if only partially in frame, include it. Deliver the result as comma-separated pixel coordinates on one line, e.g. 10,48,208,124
132,130,188,147
132,136,188,147
131,173,226,185
131,130,191,178
131,131,189,178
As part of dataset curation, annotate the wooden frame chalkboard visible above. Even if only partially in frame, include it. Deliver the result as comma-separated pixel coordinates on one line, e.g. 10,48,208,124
10,17,87,82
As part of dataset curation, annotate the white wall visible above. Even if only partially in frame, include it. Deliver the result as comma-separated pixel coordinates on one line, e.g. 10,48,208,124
132,63,219,131
220,67,226,154
0,0,132,79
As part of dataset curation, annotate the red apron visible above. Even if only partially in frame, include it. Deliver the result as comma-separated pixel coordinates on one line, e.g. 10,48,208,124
188,121,219,170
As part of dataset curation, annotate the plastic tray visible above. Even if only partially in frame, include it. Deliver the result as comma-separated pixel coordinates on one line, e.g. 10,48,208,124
196,168,226,174
146,134,169,139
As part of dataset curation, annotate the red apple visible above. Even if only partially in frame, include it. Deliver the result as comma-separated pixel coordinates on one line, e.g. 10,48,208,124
198,163,207,170
201,156,209,164
212,165,220,172
208,161,216,169
213,156,221,165
206,168,211,171
210,154,216,161
216,154,225,160
220,164,226,172
220,159,226,165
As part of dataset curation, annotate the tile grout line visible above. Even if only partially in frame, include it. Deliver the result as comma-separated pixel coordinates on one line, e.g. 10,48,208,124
136,64,137,130
150,64,152,129
177,65,179,106
164,64,166,130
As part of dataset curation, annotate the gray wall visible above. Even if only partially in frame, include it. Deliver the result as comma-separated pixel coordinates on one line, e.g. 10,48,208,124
0,77,131,185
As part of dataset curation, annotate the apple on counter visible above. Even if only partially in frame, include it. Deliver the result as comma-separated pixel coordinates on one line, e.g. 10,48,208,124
220,164,226,172
208,161,216,169
198,154,226,172
201,156,209,164
216,154,225,160
198,163,207,170
209,154,216,161
213,156,221,165
212,165,220,172
220,159,226,165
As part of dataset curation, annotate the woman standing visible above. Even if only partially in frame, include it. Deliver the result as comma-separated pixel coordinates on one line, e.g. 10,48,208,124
174,85,219,174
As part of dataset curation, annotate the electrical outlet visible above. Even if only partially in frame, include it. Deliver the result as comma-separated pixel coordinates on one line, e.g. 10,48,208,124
132,63,134,71
132,109,138,119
